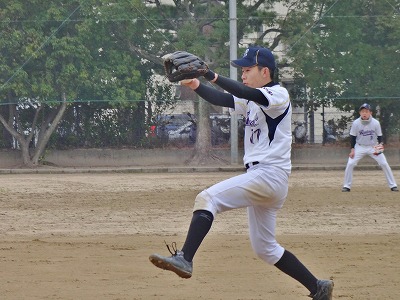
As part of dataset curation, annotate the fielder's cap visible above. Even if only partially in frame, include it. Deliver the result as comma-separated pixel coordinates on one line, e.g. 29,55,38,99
231,46,276,70
359,103,372,111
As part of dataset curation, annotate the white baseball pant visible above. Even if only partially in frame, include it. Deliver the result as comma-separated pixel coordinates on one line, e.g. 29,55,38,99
193,164,288,265
343,143,397,189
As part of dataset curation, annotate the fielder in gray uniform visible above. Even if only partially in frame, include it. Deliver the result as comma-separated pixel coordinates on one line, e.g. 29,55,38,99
342,103,398,192
149,46,334,300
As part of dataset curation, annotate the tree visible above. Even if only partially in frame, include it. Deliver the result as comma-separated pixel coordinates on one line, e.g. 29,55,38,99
281,0,400,139
76,0,176,148
98,0,293,164
0,0,157,165
0,1,84,166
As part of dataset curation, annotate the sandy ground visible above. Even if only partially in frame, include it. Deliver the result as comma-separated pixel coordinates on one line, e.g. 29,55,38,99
0,169,399,300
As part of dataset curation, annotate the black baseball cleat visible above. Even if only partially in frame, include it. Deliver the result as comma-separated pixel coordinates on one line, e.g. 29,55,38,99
391,187,399,192
309,279,334,300
341,187,350,192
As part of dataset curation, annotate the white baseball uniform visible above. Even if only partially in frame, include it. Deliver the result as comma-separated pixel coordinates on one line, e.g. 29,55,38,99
194,83,292,265
343,116,397,189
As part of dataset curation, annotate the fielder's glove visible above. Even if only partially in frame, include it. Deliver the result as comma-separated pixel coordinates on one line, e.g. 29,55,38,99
163,51,209,83
373,143,384,155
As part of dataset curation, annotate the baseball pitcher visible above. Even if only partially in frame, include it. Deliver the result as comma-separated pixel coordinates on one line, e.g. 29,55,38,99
149,46,334,300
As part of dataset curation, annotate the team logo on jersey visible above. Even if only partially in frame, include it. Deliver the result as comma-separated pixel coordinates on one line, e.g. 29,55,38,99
263,87,273,96
359,129,374,137
245,112,260,144
245,111,259,127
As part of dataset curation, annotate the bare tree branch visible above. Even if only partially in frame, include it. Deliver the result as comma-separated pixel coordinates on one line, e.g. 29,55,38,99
128,42,164,66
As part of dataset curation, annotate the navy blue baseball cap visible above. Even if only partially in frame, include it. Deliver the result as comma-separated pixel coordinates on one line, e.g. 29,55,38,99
231,46,276,70
359,103,372,111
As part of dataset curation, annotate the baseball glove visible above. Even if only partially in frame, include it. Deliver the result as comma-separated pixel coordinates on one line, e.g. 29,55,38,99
373,143,384,155
163,51,209,83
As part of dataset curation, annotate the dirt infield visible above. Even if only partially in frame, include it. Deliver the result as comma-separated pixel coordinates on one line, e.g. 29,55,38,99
0,170,399,299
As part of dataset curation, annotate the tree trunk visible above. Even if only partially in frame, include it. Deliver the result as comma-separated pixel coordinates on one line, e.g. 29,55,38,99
19,140,32,166
31,94,68,165
0,110,34,167
186,96,228,165
0,94,68,167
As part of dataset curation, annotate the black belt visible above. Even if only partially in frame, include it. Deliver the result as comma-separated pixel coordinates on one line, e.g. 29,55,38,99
245,161,259,169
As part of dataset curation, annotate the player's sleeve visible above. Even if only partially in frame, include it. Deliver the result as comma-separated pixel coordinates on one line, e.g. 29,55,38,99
350,135,356,148
349,119,358,136
213,74,269,106
194,82,234,108
257,86,290,116
375,120,383,144
375,119,383,136
230,97,247,116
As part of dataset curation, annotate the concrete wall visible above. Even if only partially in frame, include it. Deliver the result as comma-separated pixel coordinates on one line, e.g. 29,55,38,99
0,147,399,168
